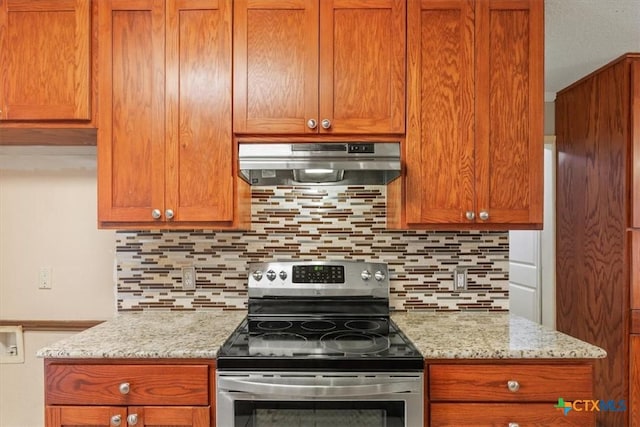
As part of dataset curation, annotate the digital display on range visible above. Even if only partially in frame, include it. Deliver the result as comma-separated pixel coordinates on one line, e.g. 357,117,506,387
292,265,345,283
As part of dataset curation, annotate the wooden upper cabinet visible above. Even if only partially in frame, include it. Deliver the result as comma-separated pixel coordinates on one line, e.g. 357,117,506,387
233,0,405,135
404,0,543,228
0,0,91,121
475,0,543,225
98,0,234,228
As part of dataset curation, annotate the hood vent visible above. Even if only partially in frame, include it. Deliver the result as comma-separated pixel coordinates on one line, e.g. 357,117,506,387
238,142,401,186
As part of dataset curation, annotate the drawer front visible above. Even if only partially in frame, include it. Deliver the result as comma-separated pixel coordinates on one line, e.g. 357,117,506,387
430,364,592,402
46,364,209,405
431,403,595,427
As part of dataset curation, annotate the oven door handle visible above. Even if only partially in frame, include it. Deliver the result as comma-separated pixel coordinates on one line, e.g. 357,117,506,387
217,377,420,397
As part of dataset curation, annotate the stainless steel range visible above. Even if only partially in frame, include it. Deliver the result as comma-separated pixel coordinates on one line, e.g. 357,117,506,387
216,261,423,427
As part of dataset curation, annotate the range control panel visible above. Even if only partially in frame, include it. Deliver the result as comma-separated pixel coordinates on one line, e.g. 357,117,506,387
248,261,389,299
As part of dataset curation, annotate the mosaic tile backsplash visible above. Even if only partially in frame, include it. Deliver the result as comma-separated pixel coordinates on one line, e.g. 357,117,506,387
116,186,509,312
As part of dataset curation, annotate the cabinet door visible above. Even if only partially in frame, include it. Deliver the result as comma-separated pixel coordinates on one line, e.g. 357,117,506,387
165,0,233,222
131,406,210,427
233,0,318,134
97,0,165,224
475,0,543,225
431,403,595,427
632,336,640,427
46,406,126,427
405,0,475,225
0,0,90,120
632,61,640,228
319,0,405,134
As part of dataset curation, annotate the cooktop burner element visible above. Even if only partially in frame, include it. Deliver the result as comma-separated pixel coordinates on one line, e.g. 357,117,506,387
216,261,423,371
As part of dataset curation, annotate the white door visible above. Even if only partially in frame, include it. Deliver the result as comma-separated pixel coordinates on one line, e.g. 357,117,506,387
509,141,555,326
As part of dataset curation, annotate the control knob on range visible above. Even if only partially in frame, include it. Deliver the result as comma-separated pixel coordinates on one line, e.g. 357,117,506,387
266,270,277,281
279,270,287,280
361,270,372,281
374,271,386,281
252,270,263,281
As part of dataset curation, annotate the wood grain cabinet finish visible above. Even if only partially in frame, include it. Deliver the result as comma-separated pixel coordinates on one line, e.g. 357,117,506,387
556,54,640,427
97,0,236,228
44,363,211,427
428,364,595,427
0,0,91,121
402,0,543,229
233,0,405,135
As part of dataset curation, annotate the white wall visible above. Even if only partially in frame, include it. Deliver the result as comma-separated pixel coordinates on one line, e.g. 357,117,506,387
0,146,116,426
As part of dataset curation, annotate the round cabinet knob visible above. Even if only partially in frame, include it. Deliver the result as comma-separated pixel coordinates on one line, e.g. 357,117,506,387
508,423,520,427
165,209,174,220
307,119,318,129
361,270,372,281
374,271,386,281
127,414,138,426
507,380,520,392
252,270,263,281
266,270,277,281
479,210,490,221
321,119,332,129
119,382,130,395
110,415,122,427
465,211,475,221
151,209,162,219
279,270,288,280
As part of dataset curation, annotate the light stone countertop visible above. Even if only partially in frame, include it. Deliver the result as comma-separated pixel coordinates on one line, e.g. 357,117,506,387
37,310,606,360
392,311,607,359
36,311,247,359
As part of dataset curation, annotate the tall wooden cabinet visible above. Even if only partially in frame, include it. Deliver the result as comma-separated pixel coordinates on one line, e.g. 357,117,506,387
556,53,640,427
97,0,239,229
397,0,543,229
233,0,405,135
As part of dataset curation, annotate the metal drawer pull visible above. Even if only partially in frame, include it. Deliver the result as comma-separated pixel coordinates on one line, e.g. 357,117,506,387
465,211,475,220
110,415,122,426
307,119,317,129
151,209,161,219
508,423,520,427
127,414,138,425
507,380,520,392
118,382,130,395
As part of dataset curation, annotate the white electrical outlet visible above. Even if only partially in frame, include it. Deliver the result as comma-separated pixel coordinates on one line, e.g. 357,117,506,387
182,266,196,290
453,267,467,291
38,267,52,290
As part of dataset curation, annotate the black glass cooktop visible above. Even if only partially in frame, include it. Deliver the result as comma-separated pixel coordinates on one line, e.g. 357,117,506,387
217,317,423,371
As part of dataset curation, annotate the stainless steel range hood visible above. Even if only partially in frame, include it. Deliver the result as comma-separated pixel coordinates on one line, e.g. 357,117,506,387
238,142,401,185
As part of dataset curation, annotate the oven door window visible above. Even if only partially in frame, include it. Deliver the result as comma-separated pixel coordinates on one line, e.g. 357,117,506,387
234,400,405,427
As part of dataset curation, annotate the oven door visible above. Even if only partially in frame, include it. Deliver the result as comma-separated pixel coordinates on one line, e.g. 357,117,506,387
216,371,423,427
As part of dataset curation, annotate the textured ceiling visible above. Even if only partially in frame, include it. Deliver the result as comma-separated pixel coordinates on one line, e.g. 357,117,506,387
545,0,640,101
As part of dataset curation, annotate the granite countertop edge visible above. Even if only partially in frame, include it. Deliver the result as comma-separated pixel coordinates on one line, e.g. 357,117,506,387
36,311,607,360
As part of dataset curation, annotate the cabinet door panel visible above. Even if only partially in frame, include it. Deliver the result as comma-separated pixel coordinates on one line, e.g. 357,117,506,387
405,0,475,224
97,0,165,223
320,0,405,134
165,0,233,222
234,0,318,134
475,0,543,225
431,403,595,427
632,336,640,427
632,61,640,228
0,0,90,120
132,406,210,427
46,406,126,427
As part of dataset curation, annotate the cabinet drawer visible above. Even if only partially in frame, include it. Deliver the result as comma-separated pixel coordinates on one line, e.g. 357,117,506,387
45,364,209,405
430,364,592,402
431,403,595,427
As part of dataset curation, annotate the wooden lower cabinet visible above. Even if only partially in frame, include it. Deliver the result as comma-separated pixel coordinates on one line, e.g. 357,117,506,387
426,363,595,427
44,361,214,427
46,406,209,427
